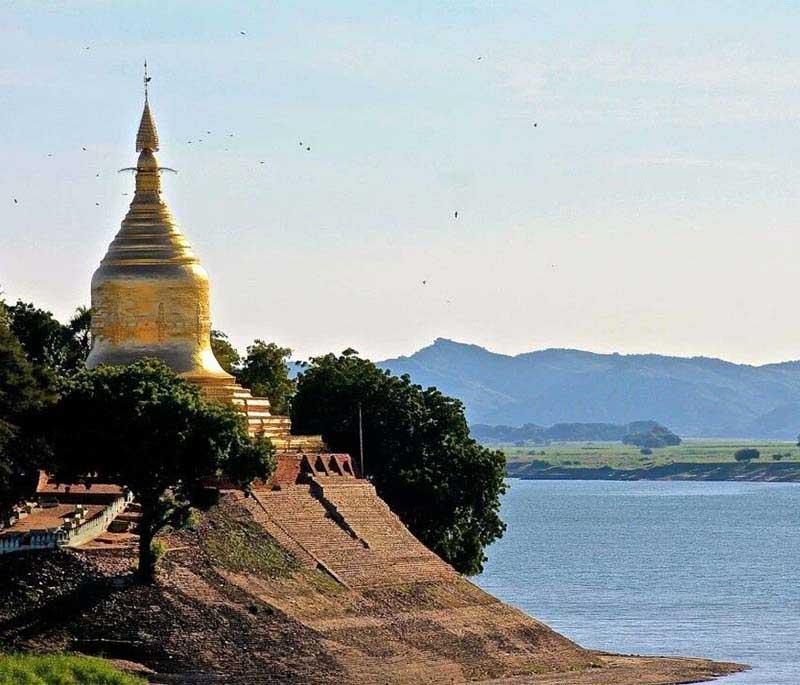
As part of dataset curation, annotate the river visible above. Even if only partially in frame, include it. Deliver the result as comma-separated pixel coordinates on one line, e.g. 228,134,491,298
475,479,799,684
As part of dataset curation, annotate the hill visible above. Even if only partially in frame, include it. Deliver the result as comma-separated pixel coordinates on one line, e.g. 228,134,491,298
0,486,743,684
377,339,800,439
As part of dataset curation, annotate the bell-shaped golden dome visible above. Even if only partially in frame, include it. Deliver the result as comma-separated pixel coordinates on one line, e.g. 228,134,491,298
86,93,232,387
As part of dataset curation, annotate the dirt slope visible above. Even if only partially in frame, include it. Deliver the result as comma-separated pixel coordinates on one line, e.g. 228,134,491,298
0,490,745,684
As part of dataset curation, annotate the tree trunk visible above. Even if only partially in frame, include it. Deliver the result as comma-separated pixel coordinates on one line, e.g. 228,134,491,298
137,516,157,583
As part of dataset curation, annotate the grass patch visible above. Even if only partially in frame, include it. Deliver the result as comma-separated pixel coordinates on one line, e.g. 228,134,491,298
0,653,145,685
500,439,800,470
202,514,300,579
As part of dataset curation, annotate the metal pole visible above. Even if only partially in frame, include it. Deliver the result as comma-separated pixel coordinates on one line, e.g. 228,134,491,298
358,402,365,478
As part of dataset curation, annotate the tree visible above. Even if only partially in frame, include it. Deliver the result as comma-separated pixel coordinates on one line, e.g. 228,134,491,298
210,330,241,375
44,359,275,582
291,350,506,575
0,310,50,513
734,448,760,462
66,306,92,367
622,423,681,448
6,301,91,379
238,340,294,414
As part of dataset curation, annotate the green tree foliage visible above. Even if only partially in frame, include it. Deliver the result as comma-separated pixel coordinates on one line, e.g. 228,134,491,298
43,359,275,582
6,301,91,381
622,423,681,448
0,303,51,513
291,350,506,575
210,330,241,375
238,340,295,414
734,448,760,462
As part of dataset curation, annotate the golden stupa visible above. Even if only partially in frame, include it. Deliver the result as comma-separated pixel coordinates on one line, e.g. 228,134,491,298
86,74,325,452
86,86,232,389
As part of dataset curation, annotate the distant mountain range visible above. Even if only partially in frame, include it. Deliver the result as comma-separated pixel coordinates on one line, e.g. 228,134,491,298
376,338,800,439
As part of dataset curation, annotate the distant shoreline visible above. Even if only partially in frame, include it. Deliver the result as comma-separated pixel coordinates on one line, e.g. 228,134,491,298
506,460,800,482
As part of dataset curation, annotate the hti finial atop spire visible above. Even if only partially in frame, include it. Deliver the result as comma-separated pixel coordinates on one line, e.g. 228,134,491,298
136,61,159,152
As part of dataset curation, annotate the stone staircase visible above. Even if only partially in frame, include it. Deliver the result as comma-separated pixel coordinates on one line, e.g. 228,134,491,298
251,477,456,589
198,379,325,453
83,501,141,549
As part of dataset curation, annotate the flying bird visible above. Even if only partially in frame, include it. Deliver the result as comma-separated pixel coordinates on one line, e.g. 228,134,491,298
454,210,458,218
240,31,246,35
82,147,87,151
534,123,538,127
95,202,100,206
422,280,427,285
13,198,18,204
306,146,311,151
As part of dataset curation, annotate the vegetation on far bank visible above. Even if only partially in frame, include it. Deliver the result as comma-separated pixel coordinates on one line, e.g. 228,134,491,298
498,439,800,471
0,653,145,685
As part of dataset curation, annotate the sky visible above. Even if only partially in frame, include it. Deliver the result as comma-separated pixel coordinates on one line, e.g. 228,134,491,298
2,1,800,365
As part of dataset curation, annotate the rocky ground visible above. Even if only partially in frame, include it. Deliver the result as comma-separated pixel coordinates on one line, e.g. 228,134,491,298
0,492,746,684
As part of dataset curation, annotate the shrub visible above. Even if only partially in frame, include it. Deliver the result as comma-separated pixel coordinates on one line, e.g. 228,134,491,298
640,448,653,455
734,448,760,462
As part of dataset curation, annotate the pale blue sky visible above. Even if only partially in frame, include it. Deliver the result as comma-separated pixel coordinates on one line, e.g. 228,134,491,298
2,2,800,363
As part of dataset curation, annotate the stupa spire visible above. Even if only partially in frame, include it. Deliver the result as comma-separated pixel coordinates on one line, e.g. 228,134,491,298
136,62,159,152
86,71,233,386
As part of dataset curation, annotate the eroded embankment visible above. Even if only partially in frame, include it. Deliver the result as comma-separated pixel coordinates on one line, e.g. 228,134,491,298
507,460,800,482
0,488,746,684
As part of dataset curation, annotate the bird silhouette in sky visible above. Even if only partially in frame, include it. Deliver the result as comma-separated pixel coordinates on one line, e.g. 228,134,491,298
422,280,427,285
13,198,18,204
82,147,87,151
306,146,311,151
240,31,246,36
454,210,458,218
95,202,100,206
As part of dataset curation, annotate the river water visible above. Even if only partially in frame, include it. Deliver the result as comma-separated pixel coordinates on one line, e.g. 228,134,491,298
475,479,799,684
